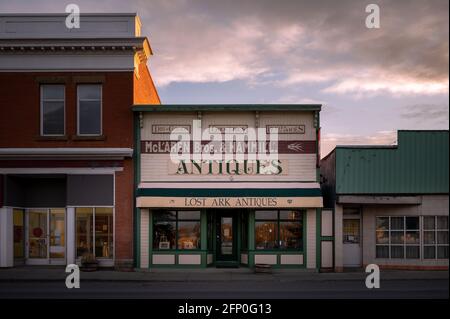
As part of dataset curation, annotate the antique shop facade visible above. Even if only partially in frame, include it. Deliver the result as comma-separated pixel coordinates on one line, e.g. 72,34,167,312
133,105,333,269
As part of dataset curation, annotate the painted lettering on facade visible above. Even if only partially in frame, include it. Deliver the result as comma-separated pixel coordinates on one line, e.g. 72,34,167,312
266,125,305,134
184,197,278,208
170,159,284,175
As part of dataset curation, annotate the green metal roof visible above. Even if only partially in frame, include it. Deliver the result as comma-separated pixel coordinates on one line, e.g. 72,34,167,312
334,130,449,195
132,104,321,112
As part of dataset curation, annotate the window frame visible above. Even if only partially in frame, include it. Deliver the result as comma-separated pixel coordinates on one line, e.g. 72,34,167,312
76,84,103,136
40,84,66,136
152,210,201,251
423,215,449,260
255,210,304,252
75,206,114,259
375,215,449,260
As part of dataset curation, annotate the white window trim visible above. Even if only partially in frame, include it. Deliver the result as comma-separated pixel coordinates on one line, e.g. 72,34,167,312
74,206,114,260
76,84,103,136
422,216,449,260
375,216,421,259
375,215,449,260
40,85,65,136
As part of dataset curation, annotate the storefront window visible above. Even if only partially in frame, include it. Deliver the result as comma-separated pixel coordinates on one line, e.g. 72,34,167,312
76,207,113,259
13,209,24,258
95,208,113,258
375,216,436,259
153,210,201,250
424,216,449,259
255,210,303,250
76,208,93,258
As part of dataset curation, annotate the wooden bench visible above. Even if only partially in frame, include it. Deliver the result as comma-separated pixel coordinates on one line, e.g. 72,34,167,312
254,263,272,273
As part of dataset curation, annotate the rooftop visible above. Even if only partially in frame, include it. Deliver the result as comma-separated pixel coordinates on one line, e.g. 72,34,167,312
132,104,322,112
324,130,449,195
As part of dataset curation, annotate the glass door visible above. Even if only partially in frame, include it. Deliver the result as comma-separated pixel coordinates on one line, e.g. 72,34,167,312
26,209,66,265
216,211,237,263
27,209,48,264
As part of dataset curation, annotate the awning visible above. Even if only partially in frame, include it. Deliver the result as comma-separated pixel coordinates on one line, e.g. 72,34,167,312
136,182,323,208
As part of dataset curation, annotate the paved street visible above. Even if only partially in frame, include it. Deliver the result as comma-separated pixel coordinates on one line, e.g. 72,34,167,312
0,268,448,299
0,279,448,299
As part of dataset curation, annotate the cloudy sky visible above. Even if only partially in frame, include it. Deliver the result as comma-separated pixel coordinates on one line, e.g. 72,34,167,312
1,0,448,156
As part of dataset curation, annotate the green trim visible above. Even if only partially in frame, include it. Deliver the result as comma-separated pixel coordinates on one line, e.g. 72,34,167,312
136,208,141,268
132,104,321,112
303,210,307,268
151,250,209,254
248,211,255,267
148,210,153,266
200,210,208,266
133,112,141,268
316,208,321,269
136,188,321,197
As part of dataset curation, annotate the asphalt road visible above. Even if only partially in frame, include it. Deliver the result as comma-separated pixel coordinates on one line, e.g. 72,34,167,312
0,279,448,299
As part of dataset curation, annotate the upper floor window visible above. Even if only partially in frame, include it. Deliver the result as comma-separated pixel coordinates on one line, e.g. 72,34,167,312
77,84,102,136
41,85,65,136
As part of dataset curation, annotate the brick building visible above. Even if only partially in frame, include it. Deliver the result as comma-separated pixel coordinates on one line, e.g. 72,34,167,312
0,14,160,269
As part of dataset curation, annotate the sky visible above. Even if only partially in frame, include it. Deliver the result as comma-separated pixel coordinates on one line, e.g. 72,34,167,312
1,0,448,157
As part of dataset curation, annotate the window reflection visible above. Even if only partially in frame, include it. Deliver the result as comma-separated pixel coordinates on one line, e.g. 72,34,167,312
255,210,303,250
153,210,201,250
76,207,113,259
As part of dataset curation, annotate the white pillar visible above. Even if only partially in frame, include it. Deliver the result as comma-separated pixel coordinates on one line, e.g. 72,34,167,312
66,207,76,265
0,207,13,267
306,208,316,269
140,209,149,268
334,204,344,272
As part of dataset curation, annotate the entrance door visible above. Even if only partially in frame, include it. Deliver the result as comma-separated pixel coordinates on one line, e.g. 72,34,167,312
216,212,237,264
343,218,361,267
26,209,66,265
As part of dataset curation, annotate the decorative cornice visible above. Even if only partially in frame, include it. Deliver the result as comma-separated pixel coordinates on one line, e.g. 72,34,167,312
0,37,151,60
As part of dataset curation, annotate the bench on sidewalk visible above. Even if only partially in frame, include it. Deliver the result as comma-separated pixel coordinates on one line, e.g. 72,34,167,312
254,264,272,274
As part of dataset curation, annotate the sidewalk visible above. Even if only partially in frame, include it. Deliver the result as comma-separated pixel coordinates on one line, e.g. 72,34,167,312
0,266,448,282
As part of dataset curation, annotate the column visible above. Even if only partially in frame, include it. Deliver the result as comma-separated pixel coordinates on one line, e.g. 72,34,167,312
247,210,255,267
140,208,149,268
306,208,316,269
0,207,13,267
334,204,344,272
66,207,76,265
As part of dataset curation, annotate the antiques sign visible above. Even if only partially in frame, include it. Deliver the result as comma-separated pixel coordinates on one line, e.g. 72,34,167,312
136,196,323,208
266,125,305,134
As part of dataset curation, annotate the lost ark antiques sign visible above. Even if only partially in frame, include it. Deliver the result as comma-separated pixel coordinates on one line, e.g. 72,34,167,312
136,196,323,208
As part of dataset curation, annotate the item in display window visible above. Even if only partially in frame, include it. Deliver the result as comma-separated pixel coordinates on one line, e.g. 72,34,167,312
159,235,170,249
182,241,194,249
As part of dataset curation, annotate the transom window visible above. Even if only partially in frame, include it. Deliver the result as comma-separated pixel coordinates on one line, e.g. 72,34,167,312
40,85,65,136
255,210,303,250
153,210,201,250
77,84,102,135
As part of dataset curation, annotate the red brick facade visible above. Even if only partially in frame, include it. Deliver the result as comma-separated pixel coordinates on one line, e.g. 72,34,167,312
0,63,160,269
